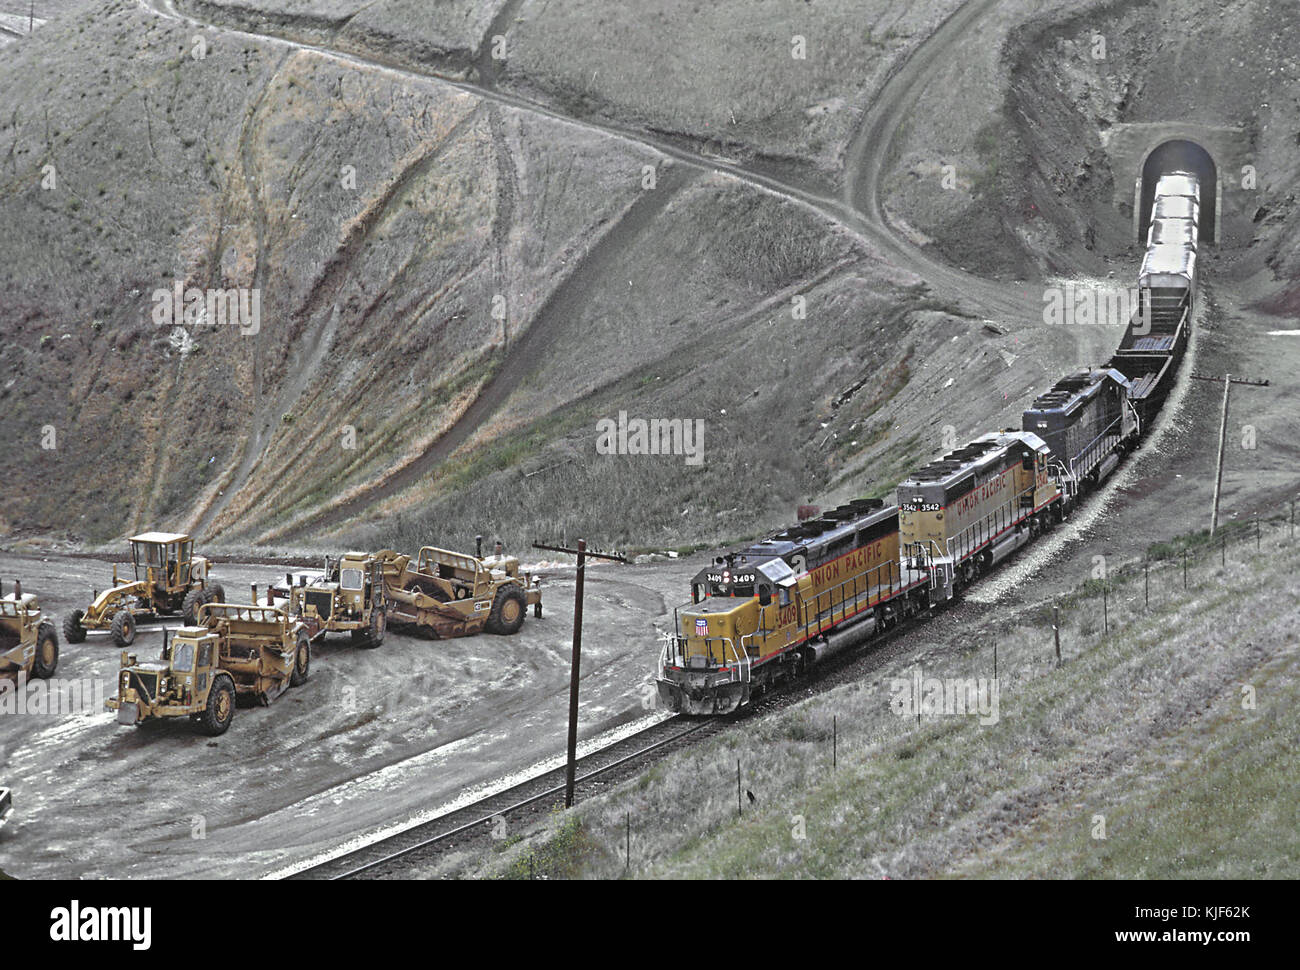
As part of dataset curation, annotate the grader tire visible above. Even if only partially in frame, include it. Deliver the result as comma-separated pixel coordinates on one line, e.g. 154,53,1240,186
359,608,386,649
62,609,87,644
33,622,59,679
182,589,206,625
485,586,527,635
110,609,137,647
290,632,310,686
196,676,235,736
206,583,226,605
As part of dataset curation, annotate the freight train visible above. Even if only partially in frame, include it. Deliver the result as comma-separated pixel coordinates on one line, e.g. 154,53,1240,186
657,170,1200,715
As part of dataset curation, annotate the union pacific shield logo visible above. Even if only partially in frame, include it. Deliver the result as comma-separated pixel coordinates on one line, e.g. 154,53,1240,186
695,618,708,636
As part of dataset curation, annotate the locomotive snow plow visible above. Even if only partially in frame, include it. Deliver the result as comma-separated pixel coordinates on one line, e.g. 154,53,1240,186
63,533,224,647
0,580,59,681
276,552,389,648
106,602,309,736
374,546,541,638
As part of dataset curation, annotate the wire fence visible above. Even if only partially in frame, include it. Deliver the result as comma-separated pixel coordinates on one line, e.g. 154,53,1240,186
516,500,1300,877
1038,500,1299,652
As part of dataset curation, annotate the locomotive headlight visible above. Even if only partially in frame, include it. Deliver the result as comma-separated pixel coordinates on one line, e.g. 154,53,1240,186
120,672,130,691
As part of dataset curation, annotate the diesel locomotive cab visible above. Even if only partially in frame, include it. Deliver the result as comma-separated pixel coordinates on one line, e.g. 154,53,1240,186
659,557,795,715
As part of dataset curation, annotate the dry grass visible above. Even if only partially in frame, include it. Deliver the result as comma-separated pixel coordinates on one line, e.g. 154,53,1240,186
503,0,966,174
446,518,1300,879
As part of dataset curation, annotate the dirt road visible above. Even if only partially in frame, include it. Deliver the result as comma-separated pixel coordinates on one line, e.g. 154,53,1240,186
0,550,687,878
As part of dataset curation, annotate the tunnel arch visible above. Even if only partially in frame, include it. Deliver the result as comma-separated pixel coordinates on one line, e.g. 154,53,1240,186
1139,139,1218,244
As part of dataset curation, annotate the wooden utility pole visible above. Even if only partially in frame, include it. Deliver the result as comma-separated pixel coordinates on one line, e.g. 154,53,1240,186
532,539,626,808
1189,372,1269,537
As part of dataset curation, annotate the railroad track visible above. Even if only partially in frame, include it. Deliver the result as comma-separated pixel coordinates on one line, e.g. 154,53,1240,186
285,599,940,880
286,714,725,880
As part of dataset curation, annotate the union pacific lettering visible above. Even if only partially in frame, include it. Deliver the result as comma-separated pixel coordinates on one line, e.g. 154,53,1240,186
946,465,1013,525
951,468,1013,517
805,539,887,589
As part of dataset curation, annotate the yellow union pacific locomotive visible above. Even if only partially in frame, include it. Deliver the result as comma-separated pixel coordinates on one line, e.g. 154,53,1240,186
898,430,1062,602
657,431,1066,715
656,499,928,714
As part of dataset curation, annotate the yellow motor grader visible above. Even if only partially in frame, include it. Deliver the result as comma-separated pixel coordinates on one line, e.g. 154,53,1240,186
63,533,224,647
271,552,389,648
105,602,309,736
0,580,58,681
374,545,541,638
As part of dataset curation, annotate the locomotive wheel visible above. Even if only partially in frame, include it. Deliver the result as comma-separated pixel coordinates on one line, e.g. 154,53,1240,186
290,632,311,686
196,676,235,736
485,587,527,635
62,609,87,644
110,609,137,647
33,623,59,679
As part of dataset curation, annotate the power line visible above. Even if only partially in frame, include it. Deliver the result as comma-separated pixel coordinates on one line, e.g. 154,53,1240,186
1189,372,1270,537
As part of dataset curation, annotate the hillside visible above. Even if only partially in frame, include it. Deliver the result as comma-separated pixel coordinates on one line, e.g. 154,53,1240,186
1,0,1297,564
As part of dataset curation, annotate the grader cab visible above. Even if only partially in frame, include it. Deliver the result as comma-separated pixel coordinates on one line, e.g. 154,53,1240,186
63,533,224,647
281,552,388,648
0,580,58,681
105,602,309,736
375,546,541,638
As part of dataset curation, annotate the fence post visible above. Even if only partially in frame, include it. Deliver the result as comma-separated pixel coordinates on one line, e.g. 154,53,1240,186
1103,585,1109,636
1183,550,1188,589
737,759,742,818
1053,605,1061,663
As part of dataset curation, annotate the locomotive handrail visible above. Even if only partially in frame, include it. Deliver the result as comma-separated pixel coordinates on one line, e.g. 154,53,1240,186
936,481,1039,563
799,558,895,642
1066,412,1126,482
